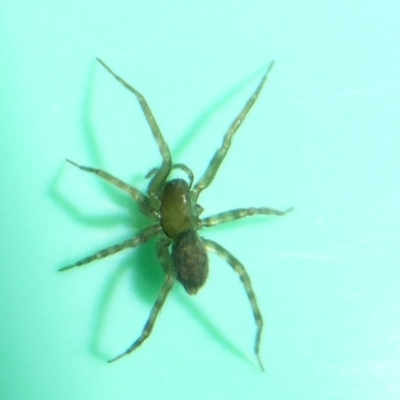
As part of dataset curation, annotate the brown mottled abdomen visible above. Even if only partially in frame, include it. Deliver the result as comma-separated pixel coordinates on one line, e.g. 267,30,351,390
171,229,208,295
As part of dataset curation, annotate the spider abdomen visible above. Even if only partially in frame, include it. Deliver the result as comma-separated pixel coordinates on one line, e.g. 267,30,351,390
171,229,208,295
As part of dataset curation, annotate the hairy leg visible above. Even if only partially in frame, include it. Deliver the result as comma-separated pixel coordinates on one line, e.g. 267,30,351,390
108,238,176,362
59,225,162,271
202,238,265,371
201,206,294,227
96,58,172,203
192,62,274,201
66,159,156,218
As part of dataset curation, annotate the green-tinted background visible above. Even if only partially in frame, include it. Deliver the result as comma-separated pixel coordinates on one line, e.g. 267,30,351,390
1,1,400,399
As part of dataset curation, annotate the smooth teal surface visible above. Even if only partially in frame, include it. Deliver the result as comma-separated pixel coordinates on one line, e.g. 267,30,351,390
1,1,400,399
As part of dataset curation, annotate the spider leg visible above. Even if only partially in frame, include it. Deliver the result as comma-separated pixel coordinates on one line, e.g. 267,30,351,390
202,238,265,371
108,238,175,362
96,58,172,202
66,159,157,219
59,225,162,271
192,62,275,201
146,164,194,188
201,206,294,227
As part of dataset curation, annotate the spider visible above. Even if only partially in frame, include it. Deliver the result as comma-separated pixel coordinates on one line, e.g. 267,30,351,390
60,58,293,371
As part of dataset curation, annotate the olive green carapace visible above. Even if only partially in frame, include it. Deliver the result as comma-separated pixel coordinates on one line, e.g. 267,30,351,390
60,58,293,370
160,179,195,239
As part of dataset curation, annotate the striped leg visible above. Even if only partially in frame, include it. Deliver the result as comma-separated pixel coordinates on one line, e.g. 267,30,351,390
59,225,162,271
96,58,172,202
108,238,176,363
192,62,275,201
201,206,294,227
202,238,265,371
66,159,156,218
